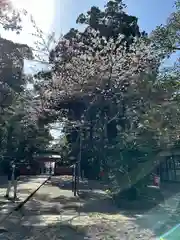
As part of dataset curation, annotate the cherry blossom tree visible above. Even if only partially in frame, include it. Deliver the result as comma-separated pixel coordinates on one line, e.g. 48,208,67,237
36,28,180,197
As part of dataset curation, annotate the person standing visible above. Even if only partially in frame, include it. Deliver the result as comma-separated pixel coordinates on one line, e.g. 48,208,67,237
4,161,20,201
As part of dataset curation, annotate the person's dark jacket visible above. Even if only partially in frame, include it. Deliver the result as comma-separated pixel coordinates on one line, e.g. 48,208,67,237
7,164,20,180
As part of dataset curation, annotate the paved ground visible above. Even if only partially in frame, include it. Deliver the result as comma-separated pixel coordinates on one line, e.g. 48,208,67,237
0,176,48,227
0,176,156,239
1,176,180,239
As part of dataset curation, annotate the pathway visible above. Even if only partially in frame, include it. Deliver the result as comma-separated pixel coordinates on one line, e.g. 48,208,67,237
0,176,47,220
0,176,157,239
1,176,180,239
0,175,48,239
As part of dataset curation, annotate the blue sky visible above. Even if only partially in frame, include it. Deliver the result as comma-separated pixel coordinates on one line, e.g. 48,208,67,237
54,0,175,35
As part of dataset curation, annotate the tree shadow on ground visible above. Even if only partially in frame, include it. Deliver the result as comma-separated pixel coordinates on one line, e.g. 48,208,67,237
103,183,180,238
4,176,180,239
1,198,151,240
49,176,117,213
49,177,166,215
50,176,108,191
132,185,180,237
0,182,88,239
49,177,180,238
0,177,156,239
1,216,88,240
33,185,118,215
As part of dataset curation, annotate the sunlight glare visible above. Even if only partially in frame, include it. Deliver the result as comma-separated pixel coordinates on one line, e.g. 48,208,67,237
2,0,56,46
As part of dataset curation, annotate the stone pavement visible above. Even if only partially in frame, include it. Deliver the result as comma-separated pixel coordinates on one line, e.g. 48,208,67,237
0,175,179,239
0,176,82,240
0,176,48,223
0,176,157,239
